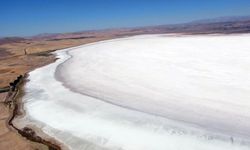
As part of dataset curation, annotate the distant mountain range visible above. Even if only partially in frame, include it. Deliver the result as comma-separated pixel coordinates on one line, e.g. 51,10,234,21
0,37,26,45
189,15,250,24
1,15,250,44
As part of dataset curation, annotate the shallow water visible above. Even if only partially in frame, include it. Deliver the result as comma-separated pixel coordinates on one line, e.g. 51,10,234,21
17,34,250,150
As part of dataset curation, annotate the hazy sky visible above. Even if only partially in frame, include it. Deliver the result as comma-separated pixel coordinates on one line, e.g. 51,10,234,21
1,0,250,37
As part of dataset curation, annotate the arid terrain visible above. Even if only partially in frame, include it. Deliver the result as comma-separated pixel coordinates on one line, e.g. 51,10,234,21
1,17,250,149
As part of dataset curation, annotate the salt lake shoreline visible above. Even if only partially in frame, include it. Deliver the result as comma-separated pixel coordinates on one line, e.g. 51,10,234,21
7,65,67,150
10,37,126,150
4,74,62,150
8,34,180,150
11,33,250,150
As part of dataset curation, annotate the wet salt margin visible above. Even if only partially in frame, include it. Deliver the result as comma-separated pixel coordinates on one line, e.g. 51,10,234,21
15,34,250,150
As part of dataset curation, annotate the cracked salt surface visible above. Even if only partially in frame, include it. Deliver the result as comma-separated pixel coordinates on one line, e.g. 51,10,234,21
17,34,250,150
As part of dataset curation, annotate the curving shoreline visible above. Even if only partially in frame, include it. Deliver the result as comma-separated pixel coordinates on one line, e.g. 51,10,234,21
6,37,121,150
11,34,250,150
11,52,71,150
3,36,118,150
